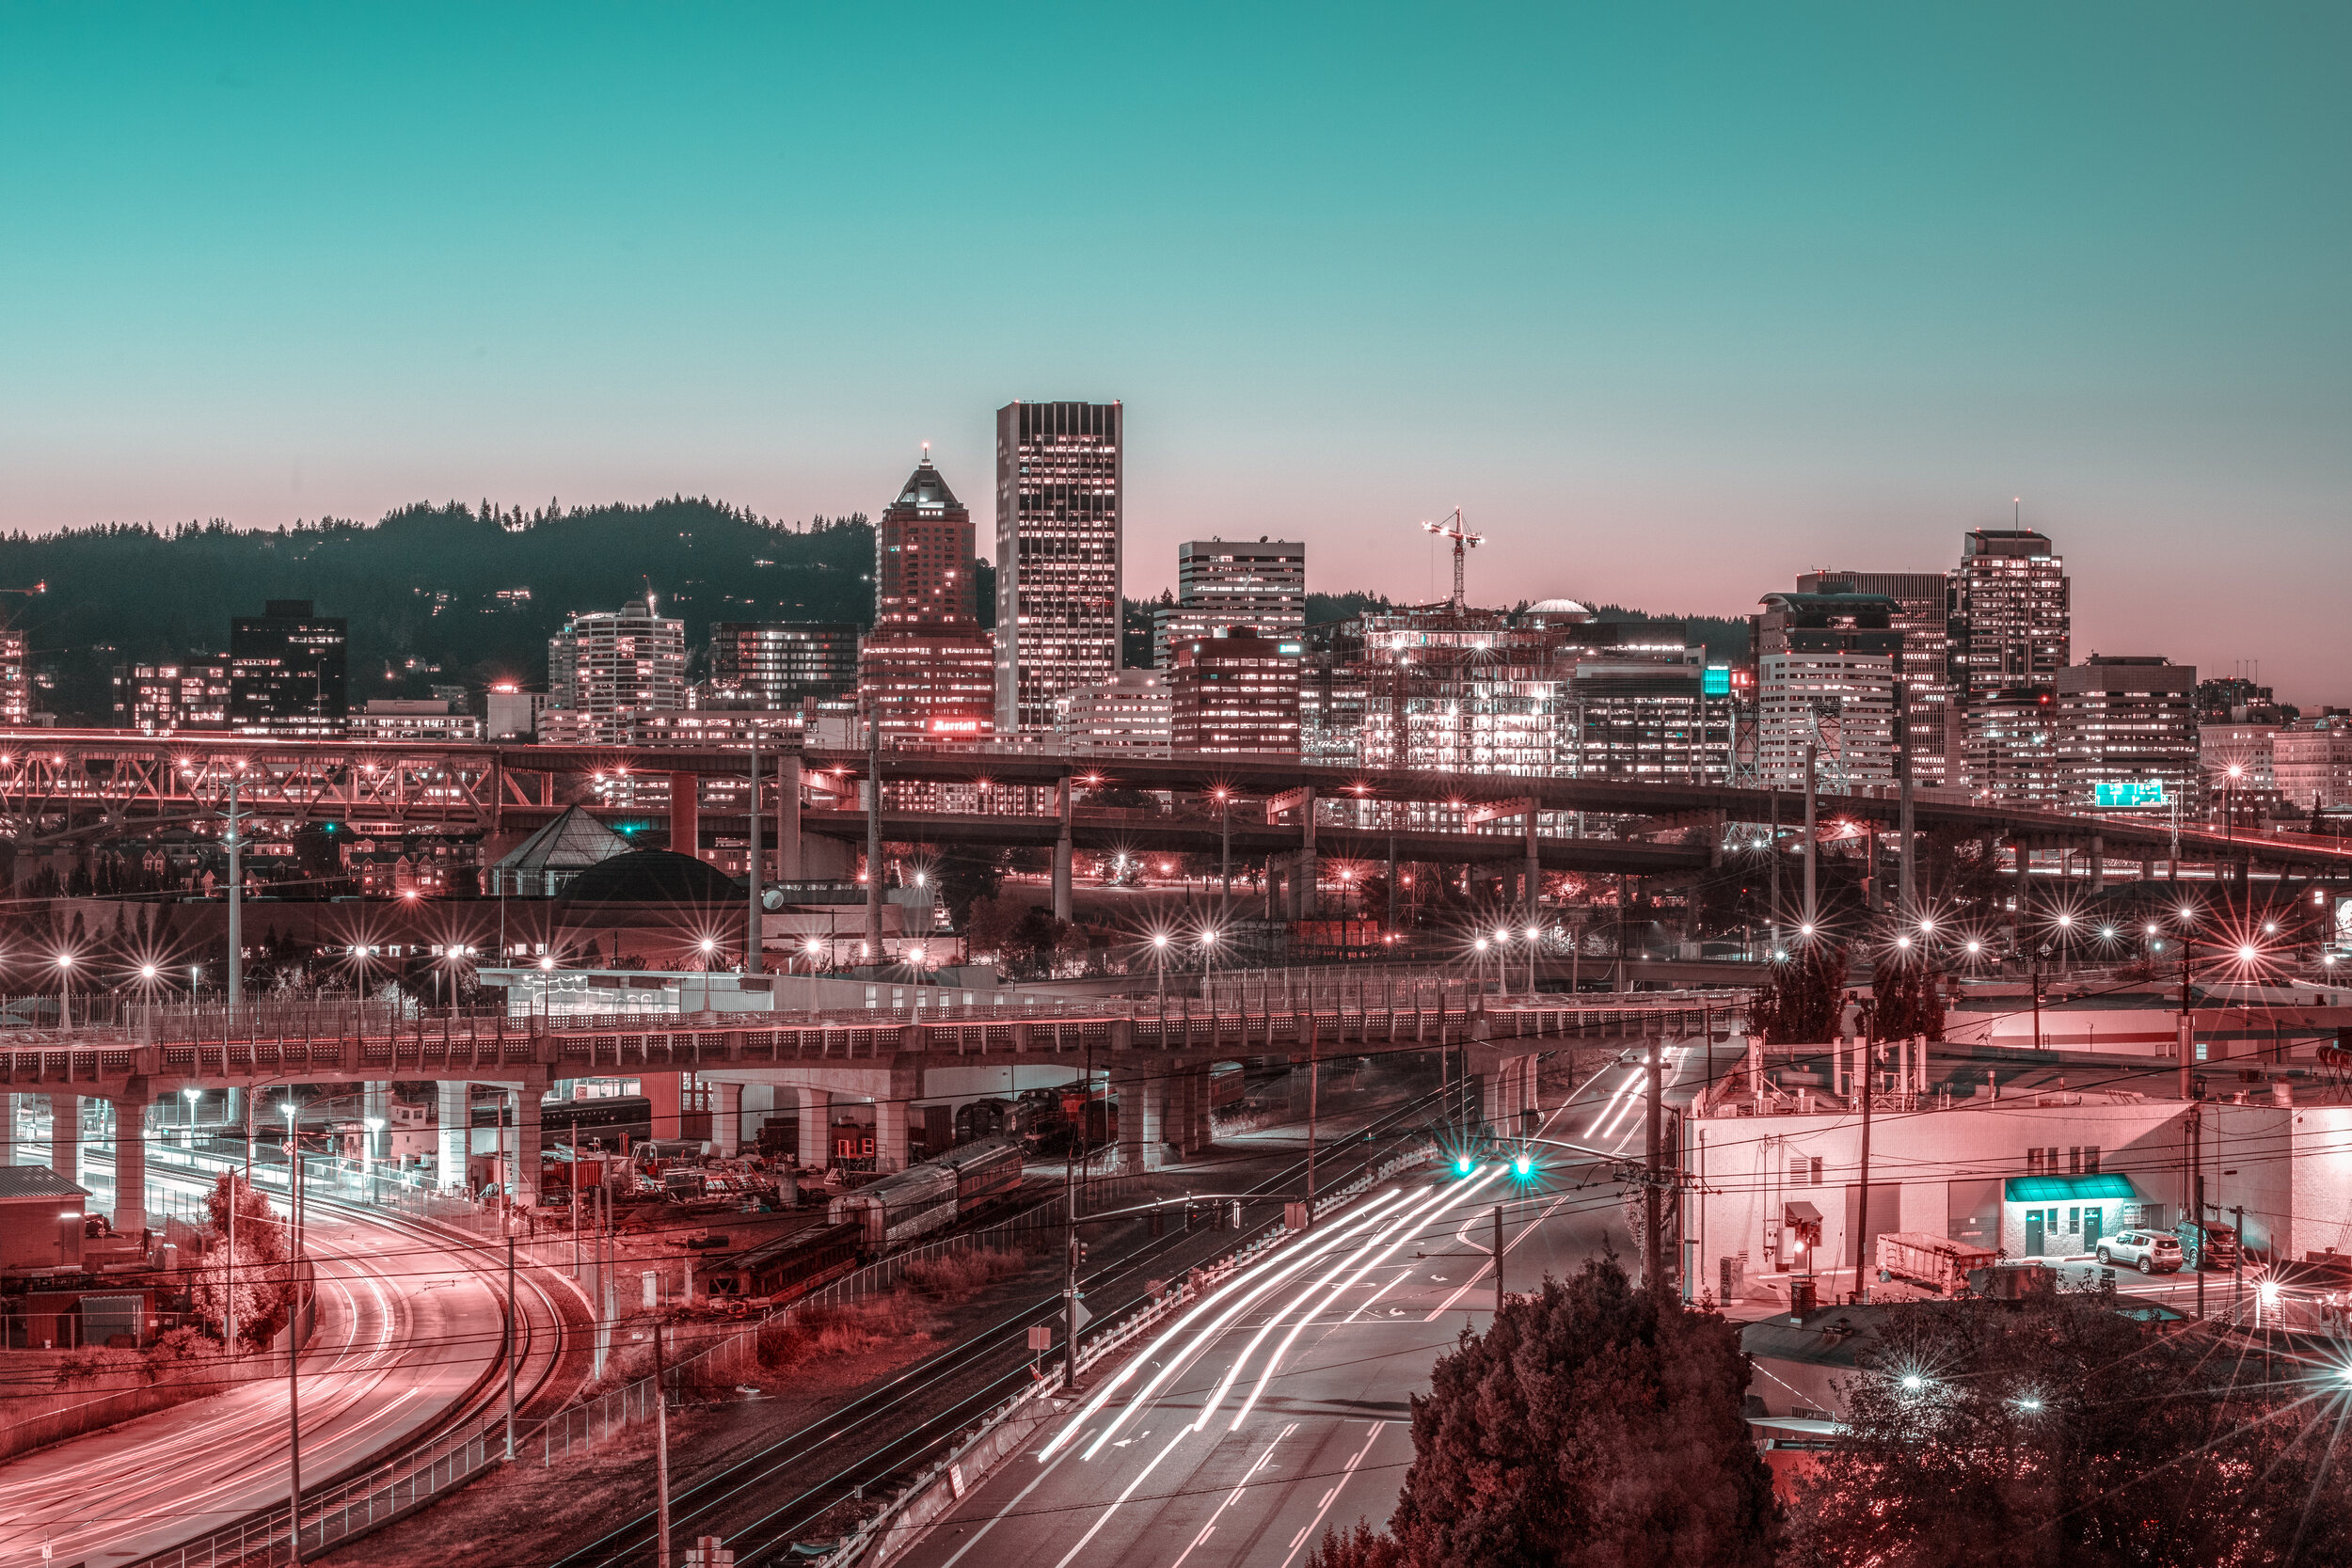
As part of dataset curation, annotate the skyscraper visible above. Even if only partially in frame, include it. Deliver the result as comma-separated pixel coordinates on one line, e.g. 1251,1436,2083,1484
229,599,348,736
876,449,978,628
995,401,1122,734
1795,570,1952,785
1152,539,1306,669
1948,529,2070,705
548,594,687,742
860,453,994,743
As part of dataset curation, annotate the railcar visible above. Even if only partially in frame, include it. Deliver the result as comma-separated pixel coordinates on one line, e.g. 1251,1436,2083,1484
827,1136,1025,1249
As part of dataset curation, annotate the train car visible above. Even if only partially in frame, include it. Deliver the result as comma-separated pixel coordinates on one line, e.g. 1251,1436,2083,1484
827,1136,1025,1250
516,1095,657,1150
702,1222,864,1303
1015,1087,1117,1158
955,1097,1017,1143
1210,1062,1243,1110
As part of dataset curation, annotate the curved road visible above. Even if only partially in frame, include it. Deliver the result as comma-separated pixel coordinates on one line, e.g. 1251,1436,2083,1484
0,1166,556,1568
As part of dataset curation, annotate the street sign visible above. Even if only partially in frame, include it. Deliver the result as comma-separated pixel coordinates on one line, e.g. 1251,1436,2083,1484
1285,1201,1311,1230
2094,779,2169,809
1027,1324,1054,1351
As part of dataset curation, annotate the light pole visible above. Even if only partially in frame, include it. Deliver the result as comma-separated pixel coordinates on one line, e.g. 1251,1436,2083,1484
283,1099,305,1567
1152,931,1170,1008
364,1117,384,1197
55,951,74,1030
183,1085,203,1148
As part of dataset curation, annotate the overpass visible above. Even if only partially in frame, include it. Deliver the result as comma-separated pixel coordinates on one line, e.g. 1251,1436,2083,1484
0,984,1740,1236
2,729,2344,884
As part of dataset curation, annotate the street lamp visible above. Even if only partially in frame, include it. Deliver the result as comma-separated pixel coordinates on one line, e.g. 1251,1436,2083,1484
54,951,74,1030
1151,931,1170,1006
183,1085,203,1148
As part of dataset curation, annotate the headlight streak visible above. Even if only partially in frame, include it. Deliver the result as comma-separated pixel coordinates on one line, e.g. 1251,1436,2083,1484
1038,1188,1411,1463
1191,1178,1470,1434
1226,1171,1503,1432
1583,1069,1644,1140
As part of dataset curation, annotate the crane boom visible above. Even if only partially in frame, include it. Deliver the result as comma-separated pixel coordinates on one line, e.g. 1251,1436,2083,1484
1418,509,1483,610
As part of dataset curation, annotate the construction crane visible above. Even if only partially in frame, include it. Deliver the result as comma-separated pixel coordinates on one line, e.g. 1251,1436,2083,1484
1420,510,1482,610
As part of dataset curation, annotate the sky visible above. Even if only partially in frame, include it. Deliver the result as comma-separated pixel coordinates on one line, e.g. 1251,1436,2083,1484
2,4,2346,700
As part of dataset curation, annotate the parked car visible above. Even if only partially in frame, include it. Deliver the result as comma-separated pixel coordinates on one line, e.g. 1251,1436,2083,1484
2175,1221,2240,1271
2097,1229,2185,1275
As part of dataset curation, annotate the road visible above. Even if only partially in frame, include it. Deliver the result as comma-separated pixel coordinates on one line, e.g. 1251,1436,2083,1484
0,1161,557,1568
895,1051,1664,1568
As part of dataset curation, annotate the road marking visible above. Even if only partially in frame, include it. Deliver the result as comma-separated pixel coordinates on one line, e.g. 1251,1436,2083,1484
1422,1187,1578,1321
1168,1427,1294,1568
1276,1423,1387,1568
928,1432,1091,1568
1048,1426,1195,1568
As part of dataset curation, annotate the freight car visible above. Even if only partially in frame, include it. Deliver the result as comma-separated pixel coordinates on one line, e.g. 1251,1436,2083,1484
701,1222,864,1302
827,1136,1025,1249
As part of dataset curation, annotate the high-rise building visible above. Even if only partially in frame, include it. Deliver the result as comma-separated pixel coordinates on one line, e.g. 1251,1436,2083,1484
1964,688,2065,808
2199,722,2279,827
1949,529,2070,706
548,595,687,742
1152,539,1306,669
1757,652,1897,791
706,623,860,707
877,451,977,628
1795,571,1953,785
995,401,1122,733
2276,718,2352,815
1054,670,1172,756
0,627,28,727
1169,627,1300,757
229,600,348,736
113,657,231,734
2053,657,2198,816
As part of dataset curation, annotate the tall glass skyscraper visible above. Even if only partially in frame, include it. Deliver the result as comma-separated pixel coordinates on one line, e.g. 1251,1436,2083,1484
995,401,1122,734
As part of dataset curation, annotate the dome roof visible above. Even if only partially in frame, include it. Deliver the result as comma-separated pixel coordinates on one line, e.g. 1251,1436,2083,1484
556,848,742,911
1526,597,1591,615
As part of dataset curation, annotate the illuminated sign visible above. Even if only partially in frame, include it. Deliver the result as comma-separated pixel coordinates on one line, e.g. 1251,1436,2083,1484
928,719,983,734
1702,666,1731,697
2336,895,2352,952
2093,780,2169,809
1277,643,1304,656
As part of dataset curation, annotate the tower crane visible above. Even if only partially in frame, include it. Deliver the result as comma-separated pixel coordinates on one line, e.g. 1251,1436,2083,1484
1420,510,1482,610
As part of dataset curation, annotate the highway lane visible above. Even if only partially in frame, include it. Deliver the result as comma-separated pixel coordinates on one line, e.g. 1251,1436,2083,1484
0,1167,538,1568
898,1049,1667,1568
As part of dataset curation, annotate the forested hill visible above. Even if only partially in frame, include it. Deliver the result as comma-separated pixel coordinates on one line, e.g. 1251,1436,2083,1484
0,498,896,721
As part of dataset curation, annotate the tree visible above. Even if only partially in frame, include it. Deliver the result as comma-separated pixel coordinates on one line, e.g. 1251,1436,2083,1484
1869,950,1946,1042
1790,1286,2352,1567
1312,1256,1780,1568
189,1173,292,1348
1749,942,1848,1045
962,892,1025,966
934,845,1004,927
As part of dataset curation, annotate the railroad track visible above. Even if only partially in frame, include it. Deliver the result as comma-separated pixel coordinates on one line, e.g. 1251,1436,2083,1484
553,1085,1457,1568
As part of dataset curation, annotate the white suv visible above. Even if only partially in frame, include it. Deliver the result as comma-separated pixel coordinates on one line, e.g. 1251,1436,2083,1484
2097,1230,2185,1275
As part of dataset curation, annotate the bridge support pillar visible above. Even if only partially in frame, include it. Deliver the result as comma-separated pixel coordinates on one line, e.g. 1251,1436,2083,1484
47,1094,79,1185
713,1083,743,1156
1184,1064,1215,1155
644,1072,682,1143
874,1096,909,1174
110,1096,148,1241
794,1086,831,1170
437,1083,469,1193
777,753,804,880
1297,787,1318,920
509,1088,541,1207
1113,1066,1164,1172
2089,836,2105,893
671,772,701,863
1053,776,1073,925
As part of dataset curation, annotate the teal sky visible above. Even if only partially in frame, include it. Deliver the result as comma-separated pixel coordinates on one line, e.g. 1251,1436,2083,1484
3,4,2346,699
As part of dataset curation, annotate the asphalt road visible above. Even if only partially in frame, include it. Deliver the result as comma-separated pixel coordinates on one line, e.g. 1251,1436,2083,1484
0,1163,552,1568
896,1050,1667,1568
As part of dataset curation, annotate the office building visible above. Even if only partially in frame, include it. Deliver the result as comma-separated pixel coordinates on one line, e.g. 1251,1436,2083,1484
1552,623,1735,784
229,600,348,736
2053,657,2198,816
1055,670,1172,755
1168,627,1300,757
485,686,551,741
1794,570,1953,784
1964,688,2065,808
706,623,860,707
548,594,688,743
1949,529,2070,706
995,401,1122,733
2200,722,2280,827
1152,539,1306,669
1757,651,1897,791
876,452,977,628
113,657,231,734
2275,718,2352,815
0,628,27,727
859,627,997,744
345,698,485,743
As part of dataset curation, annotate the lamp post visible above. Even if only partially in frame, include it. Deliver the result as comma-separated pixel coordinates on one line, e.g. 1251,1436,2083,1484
1152,931,1170,1008
364,1117,385,1198
282,1099,306,1566
55,951,74,1030
183,1085,203,1148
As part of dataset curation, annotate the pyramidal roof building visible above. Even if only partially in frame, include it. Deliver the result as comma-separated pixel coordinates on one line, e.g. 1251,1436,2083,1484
490,805,637,897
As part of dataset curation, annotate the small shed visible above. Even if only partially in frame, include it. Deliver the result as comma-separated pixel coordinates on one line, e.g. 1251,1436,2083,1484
0,1164,91,1275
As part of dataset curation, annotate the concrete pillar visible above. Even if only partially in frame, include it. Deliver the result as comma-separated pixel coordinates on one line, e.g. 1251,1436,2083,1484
2089,835,2105,894
1524,807,1542,927
1478,1071,1506,1134
111,1097,148,1240
643,1071,682,1143
1113,1067,1162,1172
362,1082,389,1160
1297,787,1318,919
670,771,701,863
873,1098,909,1174
714,1083,743,1156
796,1085,831,1170
1053,774,1073,924
48,1094,79,1185
437,1082,470,1191
510,1086,541,1207
777,753,804,880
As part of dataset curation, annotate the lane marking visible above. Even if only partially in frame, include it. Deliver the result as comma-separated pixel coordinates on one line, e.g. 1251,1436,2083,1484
1276,1423,1388,1568
1166,1425,1295,1568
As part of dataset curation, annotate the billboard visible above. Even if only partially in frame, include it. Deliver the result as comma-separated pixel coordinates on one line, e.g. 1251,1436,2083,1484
2093,779,2169,810
1703,666,1732,697
2337,895,2352,952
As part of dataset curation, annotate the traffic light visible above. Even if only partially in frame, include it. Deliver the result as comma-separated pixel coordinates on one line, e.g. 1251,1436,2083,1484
1512,1152,1534,1180
1454,1154,1475,1177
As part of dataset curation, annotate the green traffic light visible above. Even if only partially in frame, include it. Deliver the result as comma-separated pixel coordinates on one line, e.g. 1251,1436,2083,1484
1514,1156,1533,1178
1454,1156,1474,1176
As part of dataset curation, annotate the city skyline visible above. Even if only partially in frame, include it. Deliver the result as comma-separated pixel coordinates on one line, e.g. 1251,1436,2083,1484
1,7,2344,704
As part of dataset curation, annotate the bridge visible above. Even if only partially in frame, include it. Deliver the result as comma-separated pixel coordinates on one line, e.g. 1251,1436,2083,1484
2,730,2344,886
0,984,1741,1238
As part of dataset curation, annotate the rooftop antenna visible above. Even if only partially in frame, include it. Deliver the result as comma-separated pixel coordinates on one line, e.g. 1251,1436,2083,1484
1418,508,1484,610
921,440,930,464
2013,497,2022,529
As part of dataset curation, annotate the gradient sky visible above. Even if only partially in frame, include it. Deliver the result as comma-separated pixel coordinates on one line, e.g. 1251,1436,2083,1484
3,5,2346,699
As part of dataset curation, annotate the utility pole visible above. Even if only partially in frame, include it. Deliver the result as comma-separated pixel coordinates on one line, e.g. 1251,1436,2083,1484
863,716,883,965
227,771,245,1021
1854,1041,1874,1305
1303,1017,1319,1227
1802,741,1819,931
1896,681,1916,915
2232,1202,2246,1321
2192,1105,2206,1320
1644,1032,1662,1295
1494,1204,1504,1317
655,1321,672,1568
505,1236,518,1460
1218,791,1232,920
1767,790,1782,951
225,1180,238,1360
745,746,762,976
286,1148,305,1567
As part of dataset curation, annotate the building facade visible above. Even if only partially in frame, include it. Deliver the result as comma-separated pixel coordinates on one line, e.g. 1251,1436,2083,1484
1054,670,1172,755
706,623,859,707
1168,628,1300,757
859,627,997,744
113,657,231,734
1964,687,2065,808
548,595,688,743
2275,718,2352,814
344,698,485,743
876,452,978,629
1152,539,1306,669
1948,529,2070,707
1795,571,1954,785
0,628,28,727
1756,651,1897,790
229,600,349,736
995,401,1122,733
2053,657,2198,816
